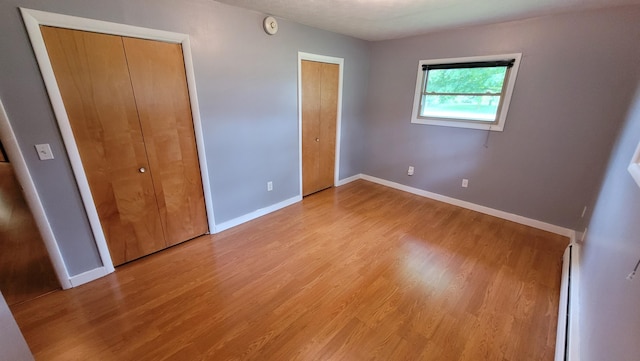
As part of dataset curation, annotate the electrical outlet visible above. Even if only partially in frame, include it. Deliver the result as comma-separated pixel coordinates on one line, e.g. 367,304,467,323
267,181,273,191
407,166,414,176
462,179,469,188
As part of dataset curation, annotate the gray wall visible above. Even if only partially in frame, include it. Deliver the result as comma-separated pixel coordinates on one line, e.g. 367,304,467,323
0,0,370,275
579,84,640,361
3,1,640,358
364,6,640,230
0,291,34,361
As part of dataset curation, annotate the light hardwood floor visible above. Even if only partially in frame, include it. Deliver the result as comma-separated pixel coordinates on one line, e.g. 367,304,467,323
0,162,59,306
11,180,567,360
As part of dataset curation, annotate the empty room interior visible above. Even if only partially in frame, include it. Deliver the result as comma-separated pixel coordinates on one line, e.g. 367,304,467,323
1,0,640,360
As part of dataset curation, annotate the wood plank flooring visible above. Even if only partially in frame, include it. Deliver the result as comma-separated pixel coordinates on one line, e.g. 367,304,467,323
11,180,567,360
0,162,59,306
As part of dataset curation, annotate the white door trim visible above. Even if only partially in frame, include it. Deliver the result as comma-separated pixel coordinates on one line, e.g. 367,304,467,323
0,98,72,289
20,8,217,282
297,52,344,196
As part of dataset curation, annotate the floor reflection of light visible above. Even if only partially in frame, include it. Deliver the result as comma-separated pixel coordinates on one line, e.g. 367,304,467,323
400,238,453,294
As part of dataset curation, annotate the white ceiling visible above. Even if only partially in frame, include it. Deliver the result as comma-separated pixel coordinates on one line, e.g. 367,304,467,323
215,0,640,41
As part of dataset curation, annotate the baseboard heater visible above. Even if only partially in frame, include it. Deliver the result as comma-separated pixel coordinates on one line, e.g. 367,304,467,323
555,243,579,361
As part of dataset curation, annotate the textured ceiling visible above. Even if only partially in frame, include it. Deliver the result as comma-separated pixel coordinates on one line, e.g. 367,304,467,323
216,0,640,41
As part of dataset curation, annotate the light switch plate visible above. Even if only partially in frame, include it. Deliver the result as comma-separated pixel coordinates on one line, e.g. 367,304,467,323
35,144,54,160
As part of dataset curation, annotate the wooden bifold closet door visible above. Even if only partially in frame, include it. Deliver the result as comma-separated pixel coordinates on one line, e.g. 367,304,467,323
301,60,339,196
41,27,208,266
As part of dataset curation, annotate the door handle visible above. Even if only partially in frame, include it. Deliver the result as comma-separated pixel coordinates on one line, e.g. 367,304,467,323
139,167,146,173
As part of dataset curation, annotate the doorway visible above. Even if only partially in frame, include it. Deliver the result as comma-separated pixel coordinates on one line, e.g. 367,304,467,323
0,141,60,305
298,53,344,197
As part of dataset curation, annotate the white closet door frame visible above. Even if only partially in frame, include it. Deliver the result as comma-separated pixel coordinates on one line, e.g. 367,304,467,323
0,98,72,289
297,52,345,196
20,8,217,286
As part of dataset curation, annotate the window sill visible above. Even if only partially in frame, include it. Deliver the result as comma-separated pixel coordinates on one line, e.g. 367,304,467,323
411,117,504,131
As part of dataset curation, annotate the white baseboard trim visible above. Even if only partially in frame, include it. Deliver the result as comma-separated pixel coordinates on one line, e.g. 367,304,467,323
336,174,361,186
69,266,111,287
215,195,302,233
360,174,575,238
213,173,573,239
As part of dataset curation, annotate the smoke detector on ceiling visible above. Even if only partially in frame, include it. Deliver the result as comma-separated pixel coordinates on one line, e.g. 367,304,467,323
263,16,278,35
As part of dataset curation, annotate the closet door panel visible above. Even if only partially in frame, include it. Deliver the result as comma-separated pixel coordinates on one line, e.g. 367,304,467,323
123,37,208,246
317,63,339,191
301,60,322,196
41,27,166,265
301,60,338,196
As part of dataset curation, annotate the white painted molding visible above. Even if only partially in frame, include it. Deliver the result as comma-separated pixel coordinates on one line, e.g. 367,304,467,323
555,245,570,361
68,267,110,287
20,8,189,42
555,242,581,361
215,172,574,239
180,37,217,233
20,8,217,277
360,174,575,238
336,174,362,186
215,195,302,233
568,229,578,245
297,52,345,195
215,172,356,234
568,242,581,361
0,98,72,289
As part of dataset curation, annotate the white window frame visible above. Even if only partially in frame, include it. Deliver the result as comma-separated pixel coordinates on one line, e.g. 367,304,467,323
411,53,522,132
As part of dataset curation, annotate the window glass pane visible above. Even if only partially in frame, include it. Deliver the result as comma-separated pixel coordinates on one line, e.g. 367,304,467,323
425,67,507,94
421,95,500,122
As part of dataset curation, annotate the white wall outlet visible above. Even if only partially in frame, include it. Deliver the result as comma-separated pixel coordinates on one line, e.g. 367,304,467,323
35,144,54,160
462,179,469,188
407,166,414,176
267,181,273,191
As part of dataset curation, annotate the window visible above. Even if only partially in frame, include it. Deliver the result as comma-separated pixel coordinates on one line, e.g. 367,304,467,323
411,53,522,131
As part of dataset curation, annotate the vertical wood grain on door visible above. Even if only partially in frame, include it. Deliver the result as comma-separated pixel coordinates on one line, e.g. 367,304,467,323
301,60,338,196
123,38,208,246
41,27,166,265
